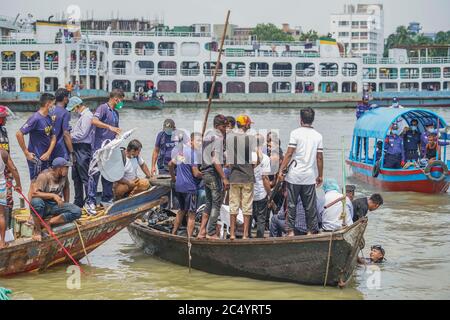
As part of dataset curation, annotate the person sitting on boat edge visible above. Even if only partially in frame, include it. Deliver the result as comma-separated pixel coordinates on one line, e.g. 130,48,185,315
358,245,386,264
383,123,405,169
424,133,440,161
401,119,421,164
351,193,384,223
169,132,203,237
0,148,22,249
29,157,82,242
321,179,353,232
420,120,450,158
113,140,151,200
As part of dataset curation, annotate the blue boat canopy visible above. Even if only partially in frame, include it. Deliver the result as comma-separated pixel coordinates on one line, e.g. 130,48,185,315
353,108,448,139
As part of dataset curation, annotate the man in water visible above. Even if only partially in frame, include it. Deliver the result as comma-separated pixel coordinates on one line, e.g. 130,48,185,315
402,119,421,163
383,123,405,169
29,157,81,241
84,89,123,215
16,93,57,180
358,245,386,264
352,193,384,222
50,88,74,162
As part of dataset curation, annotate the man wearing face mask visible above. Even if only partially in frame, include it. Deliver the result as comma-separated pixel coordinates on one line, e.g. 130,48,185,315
29,157,81,241
50,88,74,162
85,89,123,215
402,119,421,163
420,120,450,158
151,119,178,175
383,123,405,169
66,96,94,208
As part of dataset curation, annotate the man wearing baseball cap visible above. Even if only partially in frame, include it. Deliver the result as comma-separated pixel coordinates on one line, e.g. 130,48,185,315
29,157,81,241
66,96,94,208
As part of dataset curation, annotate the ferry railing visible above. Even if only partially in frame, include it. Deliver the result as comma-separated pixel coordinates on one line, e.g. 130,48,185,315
112,48,131,55
136,68,154,75
70,61,77,69
250,70,269,77
400,73,420,79
226,69,245,77
112,67,127,75
135,48,154,56
203,69,223,76
444,71,450,78
44,62,59,70
379,73,398,79
319,70,338,77
79,61,87,69
422,72,441,79
158,49,175,56
363,73,377,79
295,70,315,77
89,61,97,69
82,29,212,38
1,62,16,70
181,69,200,76
261,51,279,57
224,51,255,57
20,61,40,70
158,68,177,76
273,70,293,77
342,69,357,76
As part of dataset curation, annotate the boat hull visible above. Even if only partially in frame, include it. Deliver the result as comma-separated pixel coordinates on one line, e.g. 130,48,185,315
127,98,164,110
347,160,450,193
128,218,367,287
0,186,169,277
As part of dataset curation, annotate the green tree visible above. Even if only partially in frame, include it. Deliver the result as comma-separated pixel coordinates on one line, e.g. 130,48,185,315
299,30,319,42
250,23,294,42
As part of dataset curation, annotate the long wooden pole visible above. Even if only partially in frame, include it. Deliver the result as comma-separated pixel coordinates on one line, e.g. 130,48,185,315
201,10,231,137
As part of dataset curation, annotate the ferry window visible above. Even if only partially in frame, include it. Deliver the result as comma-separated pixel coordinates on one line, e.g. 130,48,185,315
158,61,177,76
250,63,269,77
400,68,419,79
338,21,349,26
203,82,222,98
158,42,176,56
226,82,245,94
379,82,398,92
319,82,338,93
272,82,291,93
342,82,357,93
180,81,200,93
1,78,16,92
366,82,377,92
400,82,419,91
295,82,315,93
319,63,338,76
203,62,223,76
205,42,219,52
158,81,177,93
422,82,441,91
444,82,450,90
181,61,200,76
444,67,450,78
1,51,16,71
112,42,132,55
296,63,315,77
20,77,40,92
379,68,398,79
135,42,154,56
111,80,131,92
422,67,441,78
135,61,154,75
249,82,269,93
181,42,200,56
272,63,292,77
342,63,357,76
363,68,377,79
44,77,58,92
135,80,152,92
226,62,245,77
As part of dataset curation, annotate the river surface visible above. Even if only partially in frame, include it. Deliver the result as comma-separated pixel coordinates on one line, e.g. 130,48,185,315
2,106,450,300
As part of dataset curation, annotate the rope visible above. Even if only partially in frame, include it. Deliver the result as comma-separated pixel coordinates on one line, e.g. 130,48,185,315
323,232,334,287
75,222,92,268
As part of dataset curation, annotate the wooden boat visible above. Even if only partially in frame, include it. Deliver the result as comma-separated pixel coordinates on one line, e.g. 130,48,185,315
128,97,165,110
128,216,368,287
347,108,450,193
0,186,169,277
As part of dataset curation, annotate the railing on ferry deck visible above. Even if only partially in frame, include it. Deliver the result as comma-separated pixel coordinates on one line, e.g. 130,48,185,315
295,70,315,77
82,30,212,38
79,61,87,69
363,73,377,79
158,49,176,56
444,71,450,78
1,62,16,70
203,69,223,76
180,69,200,76
20,61,40,70
70,61,77,69
379,73,398,79
112,48,131,55
136,68,154,75
226,69,245,77
319,70,338,77
421,72,442,79
363,56,450,65
342,69,357,76
224,51,255,57
158,68,177,76
400,73,420,79
44,62,59,70
249,70,269,77
89,61,97,69
135,48,154,56
112,67,127,75
272,70,293,77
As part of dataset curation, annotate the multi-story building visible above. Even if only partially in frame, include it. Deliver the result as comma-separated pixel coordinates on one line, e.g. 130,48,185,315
330,4,384,58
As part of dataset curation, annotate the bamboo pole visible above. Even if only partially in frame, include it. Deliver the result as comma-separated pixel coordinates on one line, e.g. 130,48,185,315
201,10,231,137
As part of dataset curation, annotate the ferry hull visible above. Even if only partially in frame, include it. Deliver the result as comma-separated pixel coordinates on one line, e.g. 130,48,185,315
347,160,450,193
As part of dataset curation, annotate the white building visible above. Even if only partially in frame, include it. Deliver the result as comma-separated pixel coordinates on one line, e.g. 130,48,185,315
330,4,384,58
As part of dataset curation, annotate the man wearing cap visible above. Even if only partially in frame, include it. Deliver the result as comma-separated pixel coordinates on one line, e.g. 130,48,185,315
50,88,74,162
85,89,123,214
390,97,403,109
358,245,386,264
29,157,81,241
226,114,257,240
383,123,405,169
66,96,94,208
151,119,184,175
401,119,421,163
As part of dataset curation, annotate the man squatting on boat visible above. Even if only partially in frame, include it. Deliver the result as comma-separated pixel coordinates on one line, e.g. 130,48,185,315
1,89,384,249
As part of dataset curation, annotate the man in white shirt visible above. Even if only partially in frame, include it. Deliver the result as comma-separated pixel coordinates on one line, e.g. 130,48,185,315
321,179,353,231
251,134,271,238
113,139,151,200
278,107,324,236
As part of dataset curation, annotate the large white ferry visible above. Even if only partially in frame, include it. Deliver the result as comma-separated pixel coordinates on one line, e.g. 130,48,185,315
0,17,449,101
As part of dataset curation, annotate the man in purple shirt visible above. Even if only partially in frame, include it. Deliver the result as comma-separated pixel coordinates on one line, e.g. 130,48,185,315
16,93,57,180
84,89,123,215
50,88,74,162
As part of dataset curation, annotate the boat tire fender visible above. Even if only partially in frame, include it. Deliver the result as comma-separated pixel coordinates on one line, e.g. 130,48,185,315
424,161,448,182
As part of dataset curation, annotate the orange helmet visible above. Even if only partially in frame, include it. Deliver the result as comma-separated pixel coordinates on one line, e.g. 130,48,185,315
236,114,253,127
